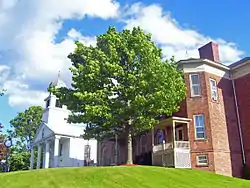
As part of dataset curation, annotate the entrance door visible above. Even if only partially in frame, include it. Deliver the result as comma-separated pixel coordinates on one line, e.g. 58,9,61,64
176,127,184,141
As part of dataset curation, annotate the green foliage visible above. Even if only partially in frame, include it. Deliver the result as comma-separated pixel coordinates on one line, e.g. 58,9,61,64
0,166,250,188
50,26,186,163
0,89,6,96
8,106,43,151
7,106,43,171
8,147,36,172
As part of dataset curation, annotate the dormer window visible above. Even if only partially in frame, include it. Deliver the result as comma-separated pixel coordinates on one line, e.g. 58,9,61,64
56,99,62,108
46,99,50,108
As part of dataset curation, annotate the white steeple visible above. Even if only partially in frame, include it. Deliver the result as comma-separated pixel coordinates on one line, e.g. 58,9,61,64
49,71,67,89
42,72,69,126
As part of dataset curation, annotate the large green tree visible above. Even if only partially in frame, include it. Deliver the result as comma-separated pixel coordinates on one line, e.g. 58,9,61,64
50,27,186,164
7,106,43,171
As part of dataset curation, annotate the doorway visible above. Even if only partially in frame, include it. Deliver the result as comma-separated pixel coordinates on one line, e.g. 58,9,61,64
176,127,184,141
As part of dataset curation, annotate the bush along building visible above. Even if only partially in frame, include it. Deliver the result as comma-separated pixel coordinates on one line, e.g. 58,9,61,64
98,41,250,178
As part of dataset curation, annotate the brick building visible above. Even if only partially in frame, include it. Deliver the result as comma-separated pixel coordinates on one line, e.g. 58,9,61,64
0,135,6,161
98,41,250,178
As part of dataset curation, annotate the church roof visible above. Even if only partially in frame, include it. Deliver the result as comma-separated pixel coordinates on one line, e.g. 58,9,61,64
32,121,86,145
45,122,84,137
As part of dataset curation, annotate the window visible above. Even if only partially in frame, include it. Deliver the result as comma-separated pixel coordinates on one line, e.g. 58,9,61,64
55,99,62,108
42,128,45,138
210,79,218,101
155,129,165,144
178,130,183,141
197,155,208,165
194,114,206,139
59,144,63,156
46,99,50,108
190,74,201,97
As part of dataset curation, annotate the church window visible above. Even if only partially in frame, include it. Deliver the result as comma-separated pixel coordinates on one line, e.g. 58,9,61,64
56,99,62,108
46,99,50,108
42,128,44,138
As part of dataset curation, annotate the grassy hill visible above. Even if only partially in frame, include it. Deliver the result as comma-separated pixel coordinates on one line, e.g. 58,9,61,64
0,166,250,188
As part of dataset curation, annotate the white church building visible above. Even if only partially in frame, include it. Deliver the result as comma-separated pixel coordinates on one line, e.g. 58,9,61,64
30,75,98,169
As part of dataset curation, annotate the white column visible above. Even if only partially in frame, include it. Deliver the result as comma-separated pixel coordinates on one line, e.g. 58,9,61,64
172,120,176,167
30,147,34,169
43,141,50,168
53,136,60,168
37,144,42,169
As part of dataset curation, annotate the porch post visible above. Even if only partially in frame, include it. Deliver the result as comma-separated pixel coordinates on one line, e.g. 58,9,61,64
172,120,176,148
53,136,60,168
43,141,50,168
187,122,190,141
36,144,42,169
172,120,176,167
30,147,34,169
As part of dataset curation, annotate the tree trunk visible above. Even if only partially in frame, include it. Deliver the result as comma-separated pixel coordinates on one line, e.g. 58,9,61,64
126,130,133,164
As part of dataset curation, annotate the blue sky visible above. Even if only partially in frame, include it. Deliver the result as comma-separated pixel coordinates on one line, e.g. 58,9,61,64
0,0,249,133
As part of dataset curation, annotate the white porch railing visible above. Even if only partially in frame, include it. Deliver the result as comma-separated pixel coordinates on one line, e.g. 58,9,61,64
174,141,190,149
153,141,189,153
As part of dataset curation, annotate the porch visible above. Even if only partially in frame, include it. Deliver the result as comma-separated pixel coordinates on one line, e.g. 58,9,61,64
152,116,192,168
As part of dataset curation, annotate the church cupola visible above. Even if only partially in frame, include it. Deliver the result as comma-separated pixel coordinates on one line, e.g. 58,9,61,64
49,71,67,89
44,71,67,110
42,72,69,124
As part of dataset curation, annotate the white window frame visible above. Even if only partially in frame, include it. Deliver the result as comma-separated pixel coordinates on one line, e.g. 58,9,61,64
189,74,201,97
209,78,218,101
197,155,208,165
194,114,206,140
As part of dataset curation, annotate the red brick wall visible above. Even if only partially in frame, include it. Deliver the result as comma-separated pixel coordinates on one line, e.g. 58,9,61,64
235,73,250,169
182,71,243,177
184,72,215,172
191,151,215,172
207,73,242,177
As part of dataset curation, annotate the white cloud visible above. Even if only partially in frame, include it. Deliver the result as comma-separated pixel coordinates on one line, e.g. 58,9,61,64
2,79,48,107
123,3,244,64
0,0,118,107
67,28,96,47
0,1,245,108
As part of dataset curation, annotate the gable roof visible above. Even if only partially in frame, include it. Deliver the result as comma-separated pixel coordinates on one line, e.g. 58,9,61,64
47,122,84,137
32,121,85,145
32,122,54,144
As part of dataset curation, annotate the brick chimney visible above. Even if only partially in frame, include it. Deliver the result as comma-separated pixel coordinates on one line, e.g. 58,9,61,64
198,41,220,63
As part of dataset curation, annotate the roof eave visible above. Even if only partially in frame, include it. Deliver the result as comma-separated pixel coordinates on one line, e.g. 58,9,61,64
177,58,230,71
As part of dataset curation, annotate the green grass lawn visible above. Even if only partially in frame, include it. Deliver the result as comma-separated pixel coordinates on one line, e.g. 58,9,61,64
0,166,250,188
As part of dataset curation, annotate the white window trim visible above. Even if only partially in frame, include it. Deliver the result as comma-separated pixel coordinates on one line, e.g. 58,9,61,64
197,155,208,166
193,114,206,140
209,78,218,101
189,74,201,97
